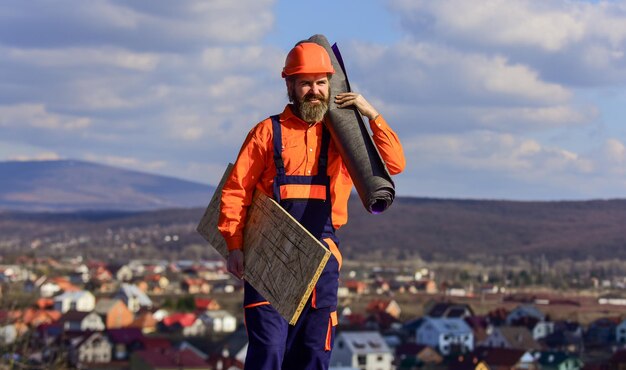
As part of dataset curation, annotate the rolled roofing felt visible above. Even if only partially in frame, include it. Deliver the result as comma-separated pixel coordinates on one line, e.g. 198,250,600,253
304,34,395,214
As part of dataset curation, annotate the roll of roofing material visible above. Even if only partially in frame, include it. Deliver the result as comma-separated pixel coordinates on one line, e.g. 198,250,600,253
304,34,395,214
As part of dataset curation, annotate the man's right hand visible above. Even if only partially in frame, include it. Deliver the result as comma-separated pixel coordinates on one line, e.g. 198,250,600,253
227,249,244,279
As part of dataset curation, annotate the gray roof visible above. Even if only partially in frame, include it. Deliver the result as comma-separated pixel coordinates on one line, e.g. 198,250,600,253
508,304,545,320
94,298,122,314
421,317,472,335
201,310,234,318
54,290,93,301
336,331,391,355
499,326,541,350
118,283,152,307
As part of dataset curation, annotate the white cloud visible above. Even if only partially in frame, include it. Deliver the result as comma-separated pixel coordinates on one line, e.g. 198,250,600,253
5,46,159,71
201,46,283,73
0,104,91,130
477,105,596,129
350,41,571,106
406,131,594,175
0,1,275,51
605,138,626,165
9,152,62,161
83,153,167,172
473,56,570,101
390,0,586,51
388,0,626,86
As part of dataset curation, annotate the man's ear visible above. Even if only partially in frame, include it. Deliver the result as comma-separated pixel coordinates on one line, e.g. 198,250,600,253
285,79,295,103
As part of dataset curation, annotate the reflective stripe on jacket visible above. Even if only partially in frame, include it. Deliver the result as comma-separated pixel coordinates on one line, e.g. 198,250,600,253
218,104,405,251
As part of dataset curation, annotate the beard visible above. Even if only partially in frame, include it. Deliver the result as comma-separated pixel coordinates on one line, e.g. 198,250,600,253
291,89,330,124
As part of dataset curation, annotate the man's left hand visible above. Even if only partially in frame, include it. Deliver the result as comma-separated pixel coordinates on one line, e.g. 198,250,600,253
334,93,379,120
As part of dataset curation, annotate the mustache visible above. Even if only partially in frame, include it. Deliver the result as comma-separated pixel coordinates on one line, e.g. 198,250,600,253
303,93,326,101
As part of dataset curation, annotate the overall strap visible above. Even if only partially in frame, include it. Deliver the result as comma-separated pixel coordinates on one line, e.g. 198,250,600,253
271,115,285,177
318,124,331,176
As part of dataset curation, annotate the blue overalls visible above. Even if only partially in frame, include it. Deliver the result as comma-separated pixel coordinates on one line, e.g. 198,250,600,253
243,115,341,370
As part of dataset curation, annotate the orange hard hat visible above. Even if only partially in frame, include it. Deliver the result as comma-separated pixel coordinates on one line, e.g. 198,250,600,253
282,42,335,78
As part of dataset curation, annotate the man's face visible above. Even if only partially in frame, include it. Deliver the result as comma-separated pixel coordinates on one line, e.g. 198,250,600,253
288,73,330,124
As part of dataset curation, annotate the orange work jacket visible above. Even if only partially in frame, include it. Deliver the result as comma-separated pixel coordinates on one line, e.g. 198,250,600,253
218,105,405,251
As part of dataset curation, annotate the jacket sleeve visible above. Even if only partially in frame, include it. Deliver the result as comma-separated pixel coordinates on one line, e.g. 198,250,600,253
218,125,268,251
369,115,406,175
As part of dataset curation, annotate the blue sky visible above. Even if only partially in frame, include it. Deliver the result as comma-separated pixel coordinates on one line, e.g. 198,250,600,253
1,0,626,200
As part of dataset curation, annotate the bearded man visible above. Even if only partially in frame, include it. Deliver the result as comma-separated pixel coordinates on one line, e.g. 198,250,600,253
218,42,405,369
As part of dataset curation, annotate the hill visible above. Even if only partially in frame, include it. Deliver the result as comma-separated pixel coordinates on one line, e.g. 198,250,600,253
340,197,626,261
1,195,625,262
0,160,214,211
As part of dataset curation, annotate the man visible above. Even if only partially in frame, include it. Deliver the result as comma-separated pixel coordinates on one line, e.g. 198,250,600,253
218,42,405,369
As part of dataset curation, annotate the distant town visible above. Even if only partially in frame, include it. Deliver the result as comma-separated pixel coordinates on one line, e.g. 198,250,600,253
4,231,626,370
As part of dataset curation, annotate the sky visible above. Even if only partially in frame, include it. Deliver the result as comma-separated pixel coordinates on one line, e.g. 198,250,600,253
1,0,626,200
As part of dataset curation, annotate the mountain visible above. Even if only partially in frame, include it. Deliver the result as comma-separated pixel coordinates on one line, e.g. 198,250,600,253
0,160,215,211
1,159,625,261
1,195,625,262
339,196,626,261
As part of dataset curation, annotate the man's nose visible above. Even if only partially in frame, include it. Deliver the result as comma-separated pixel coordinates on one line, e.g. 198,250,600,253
312,85,323,96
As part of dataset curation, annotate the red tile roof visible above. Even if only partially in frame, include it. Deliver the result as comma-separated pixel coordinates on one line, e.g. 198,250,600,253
163,313,197,327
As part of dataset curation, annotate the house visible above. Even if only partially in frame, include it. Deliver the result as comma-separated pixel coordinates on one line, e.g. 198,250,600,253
130,348,211,370
365,311,401,331
533,350,583,370
30,276,66,297
487,308,510,326
20,308,62,327
479,326,541,351
416,317,474,356
542,321,584,353
69,271,90,285
585,317,618,348
94,298,133,329
109,264,134,282
130,311,158,334
107,327,145,361
395,343,443,369
39,281,61,298
47,276,81,292
0,264,29,282
69,331,112,366
143,274,170,293
532,320,555,340
505,305,545,325
53,290,96,313
195,297,220,311
616,318,626,344
465,316,490,344
115,283,153,313
161,313,207,336
152,308,170,322
366,299,402,319
213,326,249,366
424,301,474,319
199,310,237,334
91,266,113,282
36,298,54,309
411,279,438,294
58,311,105,331
331,331,393,370
444,285,468,297
181,278,211,294
342,280,368,295
0,324,18,344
